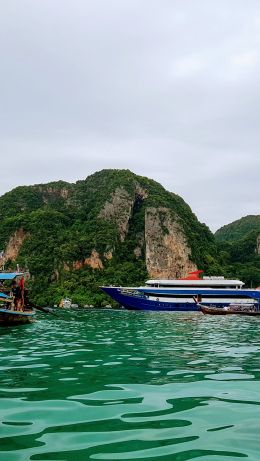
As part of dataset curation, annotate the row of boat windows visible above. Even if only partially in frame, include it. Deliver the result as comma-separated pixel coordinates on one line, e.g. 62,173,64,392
146,293,252,299
120,289,253,300
146,285,242,289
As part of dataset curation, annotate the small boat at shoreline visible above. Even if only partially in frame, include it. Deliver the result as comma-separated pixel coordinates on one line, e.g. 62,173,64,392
0,271,35,326
0,307,35,326
199,304,260,316
59,298,79,308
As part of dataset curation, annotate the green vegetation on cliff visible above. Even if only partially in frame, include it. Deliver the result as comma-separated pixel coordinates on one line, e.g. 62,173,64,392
215,215,260,243
0,169,227,306
215,215,260,287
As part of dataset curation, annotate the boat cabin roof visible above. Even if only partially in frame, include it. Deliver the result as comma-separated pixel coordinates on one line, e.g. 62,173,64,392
145,277,244,287
0,272,24,281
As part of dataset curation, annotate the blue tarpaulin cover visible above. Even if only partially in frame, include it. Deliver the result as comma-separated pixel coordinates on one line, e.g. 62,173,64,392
0,272,23,280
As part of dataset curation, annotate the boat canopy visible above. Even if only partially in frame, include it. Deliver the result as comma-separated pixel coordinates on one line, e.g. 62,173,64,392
0,292,10,299
0,272,23,280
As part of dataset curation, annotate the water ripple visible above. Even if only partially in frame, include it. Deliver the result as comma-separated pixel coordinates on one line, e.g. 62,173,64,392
0,310,260,460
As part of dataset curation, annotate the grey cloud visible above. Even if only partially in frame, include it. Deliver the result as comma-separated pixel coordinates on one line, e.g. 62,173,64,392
1,0,260,231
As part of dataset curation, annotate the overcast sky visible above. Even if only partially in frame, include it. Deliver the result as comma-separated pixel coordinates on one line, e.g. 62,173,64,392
1,0,260,231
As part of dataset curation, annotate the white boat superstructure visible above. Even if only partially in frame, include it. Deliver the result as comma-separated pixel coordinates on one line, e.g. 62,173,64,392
145,276,244,289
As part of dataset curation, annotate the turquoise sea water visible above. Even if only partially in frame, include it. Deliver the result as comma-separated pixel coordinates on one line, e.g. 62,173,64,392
0,309,260,461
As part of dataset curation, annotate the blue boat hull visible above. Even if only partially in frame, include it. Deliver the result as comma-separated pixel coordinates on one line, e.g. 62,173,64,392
102,288,200,311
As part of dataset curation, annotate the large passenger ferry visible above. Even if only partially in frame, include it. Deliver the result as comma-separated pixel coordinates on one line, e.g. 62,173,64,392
101,270,260,311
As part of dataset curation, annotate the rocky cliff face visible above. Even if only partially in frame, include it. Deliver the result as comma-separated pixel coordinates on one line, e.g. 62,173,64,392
0,169,217,305
0,184,203,278
98,187,134,242
0,229,29,265
90,191,197,278
145,207,197,278
72,250,104,270
97,185,198,278
38,185,71,203
98,184,149,243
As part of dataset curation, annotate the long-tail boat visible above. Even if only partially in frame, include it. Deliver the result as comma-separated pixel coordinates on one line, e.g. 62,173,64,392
0,272,35,326
199,303,260,316
0,306,36,326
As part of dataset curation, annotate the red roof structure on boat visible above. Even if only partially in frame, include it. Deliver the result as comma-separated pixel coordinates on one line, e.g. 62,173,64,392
181,270,204,280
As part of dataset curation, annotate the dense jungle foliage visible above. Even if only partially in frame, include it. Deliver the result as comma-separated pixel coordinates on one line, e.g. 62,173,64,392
215,216,260,287
0,170,259,305
215,215,260,243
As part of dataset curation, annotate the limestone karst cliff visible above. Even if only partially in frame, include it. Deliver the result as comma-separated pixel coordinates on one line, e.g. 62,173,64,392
0,169,219,305
145,207,197,279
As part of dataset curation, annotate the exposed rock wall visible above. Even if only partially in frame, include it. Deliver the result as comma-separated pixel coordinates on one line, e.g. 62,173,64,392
98,184,149,243
145,207,197,279
84,250,104,270
38,185,71,203
98,187,134,242
134,184,148,200
134,234,145,259
0,228,29,264
98,187,197,277
64,250,104,272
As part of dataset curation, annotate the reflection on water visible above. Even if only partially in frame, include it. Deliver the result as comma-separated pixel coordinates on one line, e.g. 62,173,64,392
0,310,260,460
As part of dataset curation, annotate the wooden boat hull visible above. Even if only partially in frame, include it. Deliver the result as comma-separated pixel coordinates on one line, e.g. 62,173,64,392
199,305,260,316
0,308,35,326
